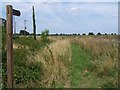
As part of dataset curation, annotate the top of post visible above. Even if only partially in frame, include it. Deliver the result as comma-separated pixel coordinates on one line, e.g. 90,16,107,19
6,5,21,16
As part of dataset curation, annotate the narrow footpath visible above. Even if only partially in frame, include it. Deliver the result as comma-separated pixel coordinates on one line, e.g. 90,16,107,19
70,43,99,88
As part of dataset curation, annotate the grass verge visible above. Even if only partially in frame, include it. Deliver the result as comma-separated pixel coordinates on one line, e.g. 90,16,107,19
70,43,100,88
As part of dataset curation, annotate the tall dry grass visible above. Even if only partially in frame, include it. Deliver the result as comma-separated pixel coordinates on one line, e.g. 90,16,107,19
72,36,118,87
27,39,71,88
25,35,118,88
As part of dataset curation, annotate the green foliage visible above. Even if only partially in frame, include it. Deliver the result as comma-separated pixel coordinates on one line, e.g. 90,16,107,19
105,33,107,35
13,49,42,87
13,38,43,88
12,36,50,88
14,36,46,52
88,32,94,35
19,30,30,35
97,32,102,35
70,43,96,88
0,26,7,88
41,29,50,43
2,36,49,88
82,33,86,35
0,26,6,51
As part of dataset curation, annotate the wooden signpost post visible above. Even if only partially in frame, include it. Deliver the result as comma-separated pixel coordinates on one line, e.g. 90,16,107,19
6,5,20,88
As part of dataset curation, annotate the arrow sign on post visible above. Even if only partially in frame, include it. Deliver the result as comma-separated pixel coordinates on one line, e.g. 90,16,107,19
6,5,21,88
13,9,21,16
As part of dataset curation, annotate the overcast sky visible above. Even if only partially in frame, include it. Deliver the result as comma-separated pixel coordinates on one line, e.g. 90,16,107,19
0,0,119,34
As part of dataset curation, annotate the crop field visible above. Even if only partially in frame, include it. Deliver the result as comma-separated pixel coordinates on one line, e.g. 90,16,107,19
1,29,119,88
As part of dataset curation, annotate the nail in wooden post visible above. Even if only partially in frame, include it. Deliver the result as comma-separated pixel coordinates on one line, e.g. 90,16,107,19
6,5,13,88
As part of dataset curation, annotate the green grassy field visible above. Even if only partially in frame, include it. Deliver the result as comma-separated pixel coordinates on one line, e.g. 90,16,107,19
1,29,118,88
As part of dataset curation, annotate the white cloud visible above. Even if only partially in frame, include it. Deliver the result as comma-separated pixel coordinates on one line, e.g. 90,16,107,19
71,7,77,10
66,7,81,15
64,2,117,17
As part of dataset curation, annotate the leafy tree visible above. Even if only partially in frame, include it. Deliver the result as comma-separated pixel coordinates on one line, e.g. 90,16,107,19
19,30,30,35
73,33,76,35
105,33,107,35
82,33,86,35
111,33,114,35
37,34,40,36
114,33,117,35
74,33,77,35
62,33,65,36
88,32,94,35
41,29,50,43
97,32,102,35
60,33,63,36
55,33,58,36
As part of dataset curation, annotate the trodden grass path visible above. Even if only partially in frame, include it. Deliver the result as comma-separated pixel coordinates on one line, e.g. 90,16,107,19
70,43,100,88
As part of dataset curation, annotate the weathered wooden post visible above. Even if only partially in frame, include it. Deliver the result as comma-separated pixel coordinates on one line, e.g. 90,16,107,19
32,6,36,40
6,5,20,88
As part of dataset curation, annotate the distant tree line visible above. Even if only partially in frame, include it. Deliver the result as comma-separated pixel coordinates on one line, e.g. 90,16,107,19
16,30,117,36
